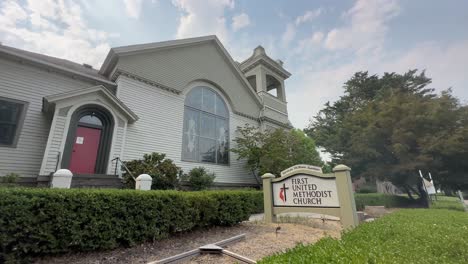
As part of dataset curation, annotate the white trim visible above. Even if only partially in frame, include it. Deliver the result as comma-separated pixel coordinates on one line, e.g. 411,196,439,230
182,80,234,114
57,100,121,174
39,107,60,175
264,105,288,116
44,85,138,122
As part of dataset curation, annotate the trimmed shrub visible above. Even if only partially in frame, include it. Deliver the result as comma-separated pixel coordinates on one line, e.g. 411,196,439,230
123,152,183,190
182,167,216,191
354,193,415,210
0,188,262,262
260,209,468,263
0,173,19,187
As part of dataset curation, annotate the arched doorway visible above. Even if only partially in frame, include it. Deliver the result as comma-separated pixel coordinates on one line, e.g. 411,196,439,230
62,105,114,174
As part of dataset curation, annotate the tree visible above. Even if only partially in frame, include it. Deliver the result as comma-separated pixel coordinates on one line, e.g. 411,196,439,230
231,125,323,182
306,70,468,201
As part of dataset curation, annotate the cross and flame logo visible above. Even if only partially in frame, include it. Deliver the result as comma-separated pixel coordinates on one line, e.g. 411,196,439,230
279,183,289,203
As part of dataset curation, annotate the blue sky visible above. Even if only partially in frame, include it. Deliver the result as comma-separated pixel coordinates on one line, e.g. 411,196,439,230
1,0,467,129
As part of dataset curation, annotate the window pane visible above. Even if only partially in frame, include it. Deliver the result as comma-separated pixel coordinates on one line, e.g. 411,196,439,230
199,138,216,163
0,100,20,123
79,115,103,126
182,108,199,161
202,88,215,114
200,113,216,139
215,95,228,118
185,87,203,109
0,124,15,145
216,118,229,164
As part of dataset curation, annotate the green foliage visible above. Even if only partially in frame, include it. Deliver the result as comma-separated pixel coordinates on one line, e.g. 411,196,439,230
123,152,183,190
182,167,216,191
260,209,468,263
0,188,263,262
355,187,375,194
231,125,323,177
354,193,416,210
0,173,19,187
307,70,468,194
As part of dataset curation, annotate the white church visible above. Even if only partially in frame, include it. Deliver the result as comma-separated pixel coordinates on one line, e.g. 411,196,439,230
0,35,292,188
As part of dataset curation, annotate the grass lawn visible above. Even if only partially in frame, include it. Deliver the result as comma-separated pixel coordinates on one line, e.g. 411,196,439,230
430,195,466,211
260,208,468,263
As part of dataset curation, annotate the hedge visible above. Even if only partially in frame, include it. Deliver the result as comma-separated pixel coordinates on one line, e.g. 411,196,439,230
354,193,415,210
260,209,468,263
0,188,263,262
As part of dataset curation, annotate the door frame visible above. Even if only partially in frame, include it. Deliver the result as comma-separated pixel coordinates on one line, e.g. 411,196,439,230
62,104,114,174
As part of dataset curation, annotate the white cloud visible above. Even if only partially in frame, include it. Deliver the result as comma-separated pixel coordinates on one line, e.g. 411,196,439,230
232,12,250,31
0,0,27,27
311,31,324,43
324,0,399,53
288,39,468,129
285,0,468,130
281,23,296,47
172,0,234,43
295,8,322,26
123,0,143,19
0,0,115,68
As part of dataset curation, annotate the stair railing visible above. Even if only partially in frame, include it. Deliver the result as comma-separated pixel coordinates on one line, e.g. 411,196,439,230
112,157,136,181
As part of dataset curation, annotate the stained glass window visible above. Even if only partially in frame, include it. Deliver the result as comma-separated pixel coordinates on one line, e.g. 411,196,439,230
182,86,229,164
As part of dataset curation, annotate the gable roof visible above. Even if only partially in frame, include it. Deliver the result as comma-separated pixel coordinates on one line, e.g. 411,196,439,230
43,85,139,123
99,35,263,107
0,44,114,86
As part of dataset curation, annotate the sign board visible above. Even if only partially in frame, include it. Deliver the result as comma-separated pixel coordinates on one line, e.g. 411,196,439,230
272,175,339,207
280,164,322,176
75,137,84,144
262,164,359,229
424,179,436,195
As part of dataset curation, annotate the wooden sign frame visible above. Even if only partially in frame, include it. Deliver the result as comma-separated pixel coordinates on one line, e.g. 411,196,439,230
262,164,359,229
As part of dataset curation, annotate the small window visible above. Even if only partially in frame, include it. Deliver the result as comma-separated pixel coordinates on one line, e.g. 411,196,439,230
182,86,229,165
79,114,103,127
0,97,28,147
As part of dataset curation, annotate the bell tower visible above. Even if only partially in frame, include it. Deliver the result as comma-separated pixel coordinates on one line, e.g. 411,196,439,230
239,46,291,128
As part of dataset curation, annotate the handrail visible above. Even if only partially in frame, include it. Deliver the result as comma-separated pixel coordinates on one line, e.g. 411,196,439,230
112,157,136,181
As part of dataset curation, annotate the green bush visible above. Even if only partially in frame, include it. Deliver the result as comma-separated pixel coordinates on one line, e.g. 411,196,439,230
123,152,183,190
356,187,376,194
182,167,216,191
0,173,20,188
0,188,262,262
354,193,415,210
260,209,468,263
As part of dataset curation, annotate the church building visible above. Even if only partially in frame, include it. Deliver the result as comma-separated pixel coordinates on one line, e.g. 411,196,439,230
0,35,291,188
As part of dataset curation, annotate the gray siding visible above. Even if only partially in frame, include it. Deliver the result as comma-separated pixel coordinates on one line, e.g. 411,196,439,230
114,42,261,119
0,57,99,177
117,76,259,185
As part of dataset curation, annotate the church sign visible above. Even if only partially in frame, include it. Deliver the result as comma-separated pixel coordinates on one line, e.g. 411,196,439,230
262,164,359,229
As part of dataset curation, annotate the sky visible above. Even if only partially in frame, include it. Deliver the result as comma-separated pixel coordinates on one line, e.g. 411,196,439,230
1,0,467,129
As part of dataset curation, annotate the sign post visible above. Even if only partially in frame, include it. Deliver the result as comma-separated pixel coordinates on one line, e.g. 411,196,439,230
262,164,359,229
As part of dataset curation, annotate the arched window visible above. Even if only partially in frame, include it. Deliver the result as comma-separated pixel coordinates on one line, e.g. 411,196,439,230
78,114,103,127
182,86,229,164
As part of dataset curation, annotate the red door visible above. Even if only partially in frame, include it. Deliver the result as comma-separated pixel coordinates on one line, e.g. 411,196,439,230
69,126,101,174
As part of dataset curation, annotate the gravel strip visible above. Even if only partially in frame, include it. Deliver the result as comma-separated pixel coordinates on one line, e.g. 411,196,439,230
34,218,341,264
